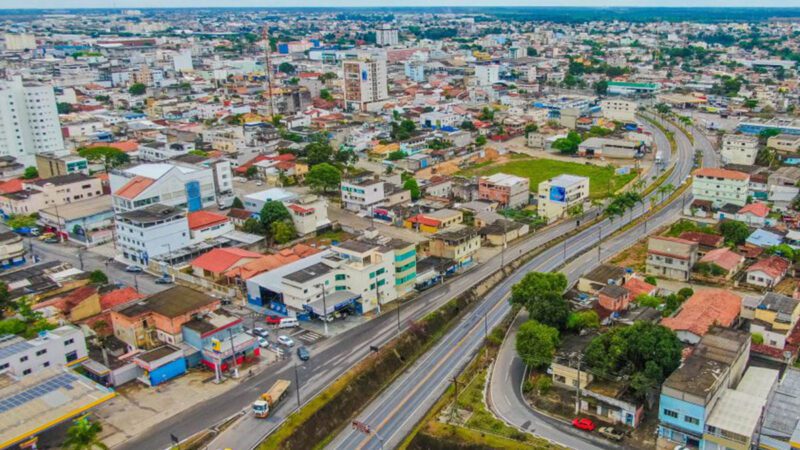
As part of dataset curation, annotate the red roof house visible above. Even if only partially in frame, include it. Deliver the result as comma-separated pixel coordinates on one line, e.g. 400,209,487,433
698,248,745,277
746,256,791,288
661,289,742,344
191,247,263,280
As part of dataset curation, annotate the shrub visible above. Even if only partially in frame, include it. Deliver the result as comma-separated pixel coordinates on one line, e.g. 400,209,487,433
644,276,658,286
752,333,765,345
536,376,553,395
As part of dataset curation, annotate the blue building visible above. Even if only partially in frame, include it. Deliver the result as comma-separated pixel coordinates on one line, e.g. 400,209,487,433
738,118,800,136
133,345,187,387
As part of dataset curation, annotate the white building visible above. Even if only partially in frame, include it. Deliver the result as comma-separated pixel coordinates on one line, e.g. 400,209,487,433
0,325,86,378
475,65,500,86
115,204,190,265
375,25,399,46
343,59,389,112
173,49,193,72
537,174,590,223
341,176,386,212
243,188,298,213
0,76,65,165
600,99,638,122
287,195,331,236
3,33,36,51
692,168,750,208
721,134,759,166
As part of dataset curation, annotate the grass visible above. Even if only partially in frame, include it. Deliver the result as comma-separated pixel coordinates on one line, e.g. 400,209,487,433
459,157,636,199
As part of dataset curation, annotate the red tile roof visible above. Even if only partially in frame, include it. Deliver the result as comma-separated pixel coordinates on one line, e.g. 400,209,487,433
406,214,441,227
187,211,229,230
699,248,744,272
678,231,724,248
191,247,263,274
288,204,314,214
746,255,791,279
738,202,770,218
623,277,657,299
114,176,154,200
661,289,741,338
694,167,749,181
224,244,320,279
0,178,26,194
100,287,144,310
91,140,139,153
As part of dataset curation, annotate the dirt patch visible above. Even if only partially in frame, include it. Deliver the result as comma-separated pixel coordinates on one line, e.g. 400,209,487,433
610,239,648,273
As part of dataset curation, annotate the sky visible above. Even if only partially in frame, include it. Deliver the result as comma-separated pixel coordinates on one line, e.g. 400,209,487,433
8,0,800,8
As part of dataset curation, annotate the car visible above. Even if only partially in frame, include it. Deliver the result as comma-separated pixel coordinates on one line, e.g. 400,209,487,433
572,418,596,432
296,346,310,361
277,335,294,347
252,327,269,338
255,181,263,186
37,233,55,241
154,277,174,285
43,237,60,244
265,315,283,325
598,426,624,441
257,337,270,348
125,265,144,273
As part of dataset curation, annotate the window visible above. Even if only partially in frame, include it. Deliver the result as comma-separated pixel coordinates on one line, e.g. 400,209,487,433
684,416,699,426
43,361,50,368
23,368,31,375
19,356,28,363
35,349,47,356
663,409,678,419
0,363,8,370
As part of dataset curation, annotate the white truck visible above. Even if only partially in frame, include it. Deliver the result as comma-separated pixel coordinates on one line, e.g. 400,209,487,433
252,379,291,418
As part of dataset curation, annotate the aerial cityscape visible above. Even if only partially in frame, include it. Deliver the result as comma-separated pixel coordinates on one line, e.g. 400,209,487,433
0,4,800,450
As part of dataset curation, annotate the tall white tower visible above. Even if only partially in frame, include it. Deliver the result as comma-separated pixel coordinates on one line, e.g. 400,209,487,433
0,76,64,165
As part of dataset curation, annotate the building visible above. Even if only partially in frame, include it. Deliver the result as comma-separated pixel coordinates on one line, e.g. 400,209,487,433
607,81,660,96
759,367,800,449
661,289,742,344
767,133,800,154
597,285,631,313
478,173,530,209
537,174,589,223
428,226,481,271
0,76,64,165
341,175,385,212
343,59,389,112
287,195,331,236
578,137,642,159
0,231,25,269
0,326,87,378
243,187,297,213
3,33,36,51
600,99,638,122
745,255,790,288
474,65,500,86
35,152,89,179
697,248,744,278
646,236,698,281
404,61,426,82
375,25,399,46
187,210,233,243
720,134,759,166
38,195,116,246
404,209,463,233
115,204,190,265
0,173,104,216
692,168,750,208
181,310,258,377
749,292,800,350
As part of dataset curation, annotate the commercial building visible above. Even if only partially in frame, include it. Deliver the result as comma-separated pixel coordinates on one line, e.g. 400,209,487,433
0,76,64,165
343,58,389,112
738,117,800,136
646,236,698,281
0,326,87,378
607,81,660,96
0,173,104,216
720,134,759,166
475,65,500,86
692,168,750,208
341,175,385,212
428,226,481,271
0,231,25,269
375,25,399,46
35,152,89,179
39,195,116,246
767,133,800,154
537,174,589,223
115,204,190,265
578,137,642,159
478,173,530,209
600,99,638,122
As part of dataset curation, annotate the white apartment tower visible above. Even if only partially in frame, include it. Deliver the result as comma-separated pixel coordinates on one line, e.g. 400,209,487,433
375,25,399,46
0,76,64,165
343,59,389,112
475,65,500,86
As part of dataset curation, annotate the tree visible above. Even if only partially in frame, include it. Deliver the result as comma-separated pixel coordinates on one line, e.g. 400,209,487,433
78,146,130,173
510,271,568,312
526,292,571,330
22,167,38,179
320,89,333,101
63,417,108,450
0,282,10,317
654,103,672,116
57,102,73,114
270,221,296,244
305,141,334,166
305,163,341,193
245,166,258,179
524,123,539,136
475,135,487,146
403,177,421,201
259,201,291,230
594,79,609,95
6,214,37,230
635,294,663,309
128,83,146,96
584,322,682,399
387,150,406,161
460,120,476,131
644,276,657,286
278,62,296,74
566,310,600,332
242,218,266,235
552,131,582,154
231,197,244,209
719,220,750,245
89,270,109,285
515,320,559,369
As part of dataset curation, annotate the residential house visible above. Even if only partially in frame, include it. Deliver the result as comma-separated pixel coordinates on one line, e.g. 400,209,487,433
0,231,25,269
115,204,191,265
736,202,770,227
646,236,698,281
749,292,800,350
287,195,331,236
597,285,631,313
758,367,800,449
404,209,463,233
697,248,745,279
224,244,320,281
341,174,385,212
745,228,783,249
661,289,742,344
678,231,723,258
191,247,263,281
479,219,529,247
768,166,800,188
478,173,530,209
187,210,234,243
692,168,749,208
768,133,800,154
720,134,759,166
428,226,481,272
577,264,628,294
0,173,104,216
745,255,790,288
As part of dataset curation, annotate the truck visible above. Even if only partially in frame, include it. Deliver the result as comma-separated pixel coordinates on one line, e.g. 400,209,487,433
252,379,291,418
655,151,664,166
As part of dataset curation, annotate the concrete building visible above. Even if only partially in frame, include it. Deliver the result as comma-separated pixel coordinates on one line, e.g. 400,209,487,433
759,367,800,449
428,226,481,270
749,292,800,350
3,33,36,51
646,236,698,281
115,204,190,265
35,152,89,179
0,173,104,216
600,99,638,122
341,176,385,212
0,326,87,378
0,77,65,165
343,59,389,112
767,133,800,154
578,137,642,159
39,196,115,246
537,174,589,223
607,81,660,96
0,231,25,269
475,65,500,86
720,134,759,166
478,173,530,209
287,195,331,236
692,168,750,208
375,25,399,46
404,61,425,82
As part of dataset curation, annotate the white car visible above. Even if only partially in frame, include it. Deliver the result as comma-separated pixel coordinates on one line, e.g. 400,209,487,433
252,327,269,338
257,337,269,348
277,335,294,347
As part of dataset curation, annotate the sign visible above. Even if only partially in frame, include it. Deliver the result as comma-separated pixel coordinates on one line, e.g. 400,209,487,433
549,186,567,203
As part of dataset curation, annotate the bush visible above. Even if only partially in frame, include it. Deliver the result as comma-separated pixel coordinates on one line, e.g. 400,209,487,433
644,276,657,286
752,333,764,345
535,376,552,395
522,379,534,394
677,288,694,299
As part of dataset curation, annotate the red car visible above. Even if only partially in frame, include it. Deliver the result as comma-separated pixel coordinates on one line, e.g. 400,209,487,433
572,418,596,432
265,315,283,325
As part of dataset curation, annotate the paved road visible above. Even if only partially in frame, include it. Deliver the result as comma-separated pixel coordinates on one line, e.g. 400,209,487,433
488,116,720,450
326,116,697,450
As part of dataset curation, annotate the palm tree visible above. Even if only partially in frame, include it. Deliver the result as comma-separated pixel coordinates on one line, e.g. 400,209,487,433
63,418,108,450
657,183,675,201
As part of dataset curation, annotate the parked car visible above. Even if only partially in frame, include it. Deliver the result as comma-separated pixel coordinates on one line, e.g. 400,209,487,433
265,315,283,325
154,276,174,285
257,337,270,348
37,233,55,241
43,237,60,244
598,426,624,441
125,265,144,273
255,180,263,186
277,335,294,347
296,346,310,361
252,327,269,338
572,418,596,432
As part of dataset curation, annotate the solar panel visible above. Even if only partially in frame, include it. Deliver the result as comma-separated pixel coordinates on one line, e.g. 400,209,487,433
0,373,78,413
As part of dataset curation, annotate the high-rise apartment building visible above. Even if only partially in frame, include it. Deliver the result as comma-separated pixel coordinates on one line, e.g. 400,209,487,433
375,25,399,46
343,59,389,112
0,76,64,165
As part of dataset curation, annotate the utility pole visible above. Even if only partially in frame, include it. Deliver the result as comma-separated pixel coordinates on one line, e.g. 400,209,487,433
316,283,328,336
500,219,507,269
450,376,461,423
574,357,582,415
78,249,84,270
262,26,276,119
294,362,301,409
396,299,401,334
227,328,239,378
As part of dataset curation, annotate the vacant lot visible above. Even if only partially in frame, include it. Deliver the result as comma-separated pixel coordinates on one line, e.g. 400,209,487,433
460,157,637,199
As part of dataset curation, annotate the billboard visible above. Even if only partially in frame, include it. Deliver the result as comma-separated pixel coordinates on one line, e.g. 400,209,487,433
549,186,567,203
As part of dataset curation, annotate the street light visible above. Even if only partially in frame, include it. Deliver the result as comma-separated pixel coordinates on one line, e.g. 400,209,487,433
314,283,328,337
294,362,306,409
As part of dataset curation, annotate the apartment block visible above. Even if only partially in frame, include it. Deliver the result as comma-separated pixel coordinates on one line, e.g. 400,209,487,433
692,168,749,208
35,152,89,179
343,59,389,112
115,204,190,265
537,174,589,223
478,173,530,209
0,76,64,165
341,176,385,212
720,134,759,165
0,173,104,216
0,326,87,378
600,99,638,122
646,236,698,281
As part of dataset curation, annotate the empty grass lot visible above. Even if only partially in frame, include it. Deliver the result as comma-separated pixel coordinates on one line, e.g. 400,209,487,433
460,157,637,199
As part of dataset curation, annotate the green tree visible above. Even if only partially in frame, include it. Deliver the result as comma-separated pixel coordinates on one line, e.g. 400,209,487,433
403,177,421,201
510,271,568,312
231,197,244,209
644,276,657,286
245,166,258,179
22,167,38,179
0,282,10,316
278,62,296,74
259,201,291,230
77,146,130,173
524,123,539,136
475,135,487,146
320,89,333,101
479,107,495,121
527,292,571,330
460,120,476,131
128,83,146,96
6,215,37,230
57,102,73,114
584,322,682,399
751,333,764,345
89,270,109,285
635,294,663,309
552,131,582,154
566,310,600,332
654,103,672,115
759,128,781,140
305,141,334,166
515,320,559,369
719,220,750,245
63,417,108,450
305,163,341,193
387,150,406,161
270,221,296,244
594,79,609,95
242,218,266,235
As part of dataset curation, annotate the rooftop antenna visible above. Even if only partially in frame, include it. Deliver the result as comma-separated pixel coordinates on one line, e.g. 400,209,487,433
262,26,276,120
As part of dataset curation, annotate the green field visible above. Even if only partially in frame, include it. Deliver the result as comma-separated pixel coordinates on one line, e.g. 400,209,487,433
460,157,637,199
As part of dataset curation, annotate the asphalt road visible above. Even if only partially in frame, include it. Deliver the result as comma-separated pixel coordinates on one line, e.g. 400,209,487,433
326,116,698,450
